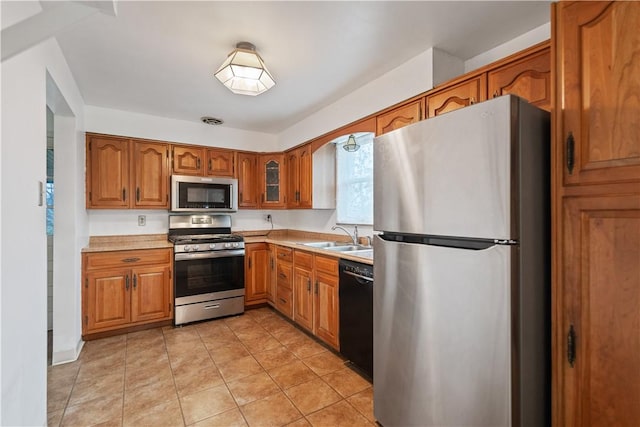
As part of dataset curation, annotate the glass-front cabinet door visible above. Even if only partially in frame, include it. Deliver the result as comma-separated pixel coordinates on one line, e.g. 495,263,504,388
260,153,286,208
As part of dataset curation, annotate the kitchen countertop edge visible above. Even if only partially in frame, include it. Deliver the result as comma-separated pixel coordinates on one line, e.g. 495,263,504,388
244,235,374,265
81,231,373,265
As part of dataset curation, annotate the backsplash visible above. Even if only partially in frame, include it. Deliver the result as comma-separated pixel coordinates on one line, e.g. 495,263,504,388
87,208,374,238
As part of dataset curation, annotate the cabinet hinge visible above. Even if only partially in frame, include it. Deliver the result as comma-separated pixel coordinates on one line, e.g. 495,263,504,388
88,141,91,151
166,194,169,202
168,302,171,312
89,191,92,201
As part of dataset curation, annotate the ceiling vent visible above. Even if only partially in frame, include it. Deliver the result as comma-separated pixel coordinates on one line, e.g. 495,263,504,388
200,116,224,126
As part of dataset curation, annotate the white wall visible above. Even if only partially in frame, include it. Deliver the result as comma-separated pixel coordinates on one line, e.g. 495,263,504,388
278,47,441,151
1,8,86,427
85,105,278,152
464,23,551,73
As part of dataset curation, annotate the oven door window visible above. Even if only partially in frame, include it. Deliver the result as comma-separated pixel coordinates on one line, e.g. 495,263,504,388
174,254,244,298
178,182,231,209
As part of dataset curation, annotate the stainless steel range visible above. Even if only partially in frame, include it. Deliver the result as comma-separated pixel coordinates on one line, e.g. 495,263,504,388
168,214,245,325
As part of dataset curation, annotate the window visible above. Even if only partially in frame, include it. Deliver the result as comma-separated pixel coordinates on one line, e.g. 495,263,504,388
335,133,374,225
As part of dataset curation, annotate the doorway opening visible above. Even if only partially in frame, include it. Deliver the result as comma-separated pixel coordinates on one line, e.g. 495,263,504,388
46,107,54,365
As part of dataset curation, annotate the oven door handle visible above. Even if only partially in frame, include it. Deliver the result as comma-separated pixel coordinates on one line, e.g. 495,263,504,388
175,250,245,261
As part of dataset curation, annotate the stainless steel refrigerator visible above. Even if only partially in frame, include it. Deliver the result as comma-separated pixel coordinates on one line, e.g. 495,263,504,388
373,95,550,427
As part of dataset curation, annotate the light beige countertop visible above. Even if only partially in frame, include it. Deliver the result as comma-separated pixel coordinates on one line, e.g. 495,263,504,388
82,230,373,265
240,229,374,265
82,234,173,253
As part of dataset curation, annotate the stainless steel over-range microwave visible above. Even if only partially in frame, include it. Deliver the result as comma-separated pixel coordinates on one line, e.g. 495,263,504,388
171,175,238,212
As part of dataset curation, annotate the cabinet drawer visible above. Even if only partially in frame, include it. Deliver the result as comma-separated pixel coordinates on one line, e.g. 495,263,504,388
314,255,338,275
276,287,293,319
277,262,293,290
84,248,172,270
276,246,293,263
294,250,313,269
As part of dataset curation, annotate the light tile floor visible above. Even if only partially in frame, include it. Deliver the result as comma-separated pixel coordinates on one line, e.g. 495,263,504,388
47,307,374,427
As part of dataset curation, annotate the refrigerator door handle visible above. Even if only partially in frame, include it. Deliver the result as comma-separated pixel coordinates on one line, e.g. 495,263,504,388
494,239,518,245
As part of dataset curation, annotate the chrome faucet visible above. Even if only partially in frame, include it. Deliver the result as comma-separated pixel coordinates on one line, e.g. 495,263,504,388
332,225,359,245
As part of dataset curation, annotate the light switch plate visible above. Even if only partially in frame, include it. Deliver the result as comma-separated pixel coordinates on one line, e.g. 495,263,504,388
138,215,146,226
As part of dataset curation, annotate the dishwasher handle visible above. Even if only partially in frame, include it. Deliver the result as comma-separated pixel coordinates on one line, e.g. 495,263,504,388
342,270,373,283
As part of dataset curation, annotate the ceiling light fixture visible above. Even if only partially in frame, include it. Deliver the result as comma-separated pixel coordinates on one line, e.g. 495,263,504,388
343,134,360,152
214,42,275,96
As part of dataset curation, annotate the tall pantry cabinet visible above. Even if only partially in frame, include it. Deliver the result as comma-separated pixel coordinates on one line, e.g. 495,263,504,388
552,2,640,426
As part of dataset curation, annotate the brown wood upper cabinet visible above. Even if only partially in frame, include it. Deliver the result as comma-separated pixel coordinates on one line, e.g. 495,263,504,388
552,2,640,426
86,134,169,209
556,1,640,186
172,145,205,176
487,48,551,111
133,141,170,208
87,135,130,208
376,99,424,136
287,144,312,209
427,75,487,118
259,153,287,208
171,145,206,176
207,148,235,177
236,151,260,208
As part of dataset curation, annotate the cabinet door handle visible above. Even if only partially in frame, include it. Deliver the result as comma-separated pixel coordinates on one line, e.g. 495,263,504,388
123,188,126,201
239,191,243,202
307,278,311,292
279,272,286,279
566,131,575,175
567,324,576,367
197,157,201,169
133,274,137,289
279,297,287,304
136,187,140,202
209,159,212,171
262,193,265,203
469,97,476,105
248,257,252,269
122,257,140,263
315,280,318,295
125,275,130,291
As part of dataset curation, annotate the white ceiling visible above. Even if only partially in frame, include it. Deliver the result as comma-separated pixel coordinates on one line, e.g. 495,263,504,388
53,1,551,134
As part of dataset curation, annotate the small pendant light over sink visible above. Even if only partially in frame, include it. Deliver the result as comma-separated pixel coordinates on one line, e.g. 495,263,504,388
343,134,360,152
214,42,275,96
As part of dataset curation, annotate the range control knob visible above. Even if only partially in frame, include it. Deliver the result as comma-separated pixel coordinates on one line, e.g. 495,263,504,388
183,245,191,252
209,243,216,249
192,245,200,252
232,242,239,248
224,243,231,248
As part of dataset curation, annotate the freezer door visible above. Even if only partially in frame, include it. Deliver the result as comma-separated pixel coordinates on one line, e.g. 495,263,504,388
374,95,516,240
373,235,512,426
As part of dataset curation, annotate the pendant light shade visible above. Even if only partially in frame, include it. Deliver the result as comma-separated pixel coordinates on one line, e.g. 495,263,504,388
214,42,275,96
343,134,360,152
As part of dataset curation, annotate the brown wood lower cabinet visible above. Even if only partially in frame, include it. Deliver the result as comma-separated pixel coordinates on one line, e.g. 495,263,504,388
274,246,293,318
82,248,173,338
293,251,314,331
244,243,269,306
292,249,340,350
313,255,339,349
557,193,640,425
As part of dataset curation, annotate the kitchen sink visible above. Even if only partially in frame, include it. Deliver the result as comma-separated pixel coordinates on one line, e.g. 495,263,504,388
301,241,349,248
324,245,371,252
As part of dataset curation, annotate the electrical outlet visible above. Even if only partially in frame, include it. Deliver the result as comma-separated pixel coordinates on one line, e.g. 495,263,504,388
138,215,146,226
266,214,272,222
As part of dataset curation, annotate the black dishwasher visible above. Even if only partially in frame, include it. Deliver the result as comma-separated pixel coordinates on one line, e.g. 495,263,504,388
339,259,373,380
